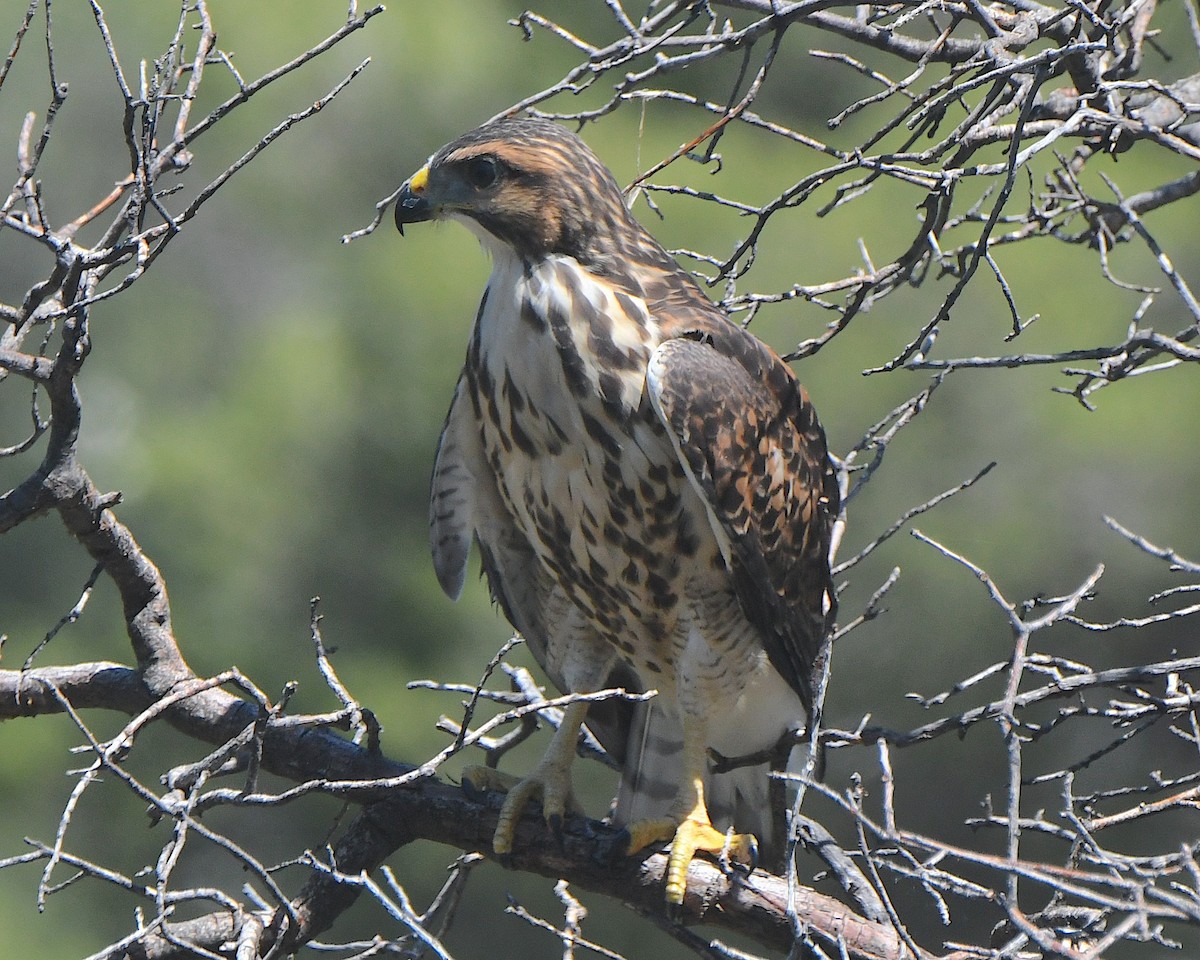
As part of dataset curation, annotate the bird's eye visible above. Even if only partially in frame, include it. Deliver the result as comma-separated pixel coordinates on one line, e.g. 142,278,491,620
464,157,499,189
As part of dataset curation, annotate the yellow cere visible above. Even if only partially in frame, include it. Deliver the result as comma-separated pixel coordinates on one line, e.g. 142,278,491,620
408,165,430,194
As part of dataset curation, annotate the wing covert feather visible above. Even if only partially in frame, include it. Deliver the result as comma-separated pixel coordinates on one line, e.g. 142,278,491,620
646,331,838,708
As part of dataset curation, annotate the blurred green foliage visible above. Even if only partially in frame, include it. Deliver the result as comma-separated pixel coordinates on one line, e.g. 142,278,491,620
1,2,1198,957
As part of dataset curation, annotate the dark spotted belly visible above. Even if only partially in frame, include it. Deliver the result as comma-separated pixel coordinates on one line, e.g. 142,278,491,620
470,366,713,676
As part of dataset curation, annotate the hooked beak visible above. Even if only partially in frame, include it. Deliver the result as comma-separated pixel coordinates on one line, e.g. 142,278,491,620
395,164,434,236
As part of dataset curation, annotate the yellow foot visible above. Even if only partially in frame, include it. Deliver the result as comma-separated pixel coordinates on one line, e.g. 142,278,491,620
624,813,758,905
462,764,582,855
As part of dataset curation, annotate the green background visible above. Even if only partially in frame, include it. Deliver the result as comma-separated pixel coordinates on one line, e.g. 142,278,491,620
1,2,1198,956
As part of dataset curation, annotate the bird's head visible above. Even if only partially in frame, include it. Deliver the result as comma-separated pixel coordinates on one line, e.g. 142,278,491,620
395,116,646,269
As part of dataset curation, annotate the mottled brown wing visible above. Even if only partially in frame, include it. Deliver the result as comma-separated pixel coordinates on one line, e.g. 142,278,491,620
646,329,838,710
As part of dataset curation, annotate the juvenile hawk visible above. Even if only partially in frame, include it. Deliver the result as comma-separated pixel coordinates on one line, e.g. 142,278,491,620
395,117,838,904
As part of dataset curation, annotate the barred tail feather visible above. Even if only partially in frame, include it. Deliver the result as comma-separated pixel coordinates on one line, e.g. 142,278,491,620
613,700,683,827
613,703,791,871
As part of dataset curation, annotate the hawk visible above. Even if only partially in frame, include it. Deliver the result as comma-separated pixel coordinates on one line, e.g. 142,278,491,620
395,117,838,904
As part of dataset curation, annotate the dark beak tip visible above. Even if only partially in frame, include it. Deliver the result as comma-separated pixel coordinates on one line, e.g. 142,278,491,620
394,186,434,235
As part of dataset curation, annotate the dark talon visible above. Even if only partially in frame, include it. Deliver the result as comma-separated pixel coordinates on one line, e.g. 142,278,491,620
719,835,758,876
591,826,630,865
460,776,485,803
548,813,564,847
731,856,755,876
